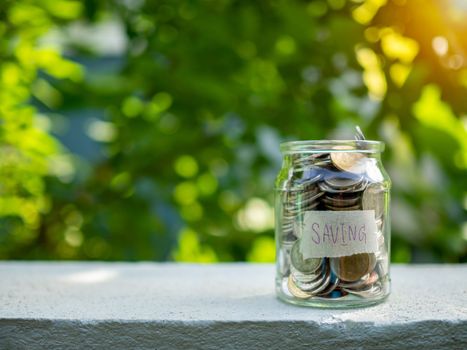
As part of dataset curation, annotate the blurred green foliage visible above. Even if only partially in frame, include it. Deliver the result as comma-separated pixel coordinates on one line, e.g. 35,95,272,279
0,0,466,262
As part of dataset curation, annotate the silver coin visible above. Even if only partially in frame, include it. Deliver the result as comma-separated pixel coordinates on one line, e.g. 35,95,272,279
354,126,366,141
301,202,320,212
318,180,367,193
313,159,332,167
292,271,327,292
324,174,364,189
362,183,386,219
281,230,297,246
290,240,322,274
317,276,340,296
282,224,294,234
298,187,322,200
281,214,295,226
282,210,296,220
293,152,330,162
283,205,298,215
293,153,326,164
339,271,379,289
293,263,331,294
285,199,320,214
301,196,321,206
290,264,323,284
291,269,321,284
342,282,382,298
324,204,361,211
282,212,296,221
322,194,360,207
296,167,323,185
313,153,331,160
282,193,299,207
299,192,324,207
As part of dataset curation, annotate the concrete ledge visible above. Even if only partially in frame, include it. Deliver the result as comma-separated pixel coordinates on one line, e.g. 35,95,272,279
1,263,466,349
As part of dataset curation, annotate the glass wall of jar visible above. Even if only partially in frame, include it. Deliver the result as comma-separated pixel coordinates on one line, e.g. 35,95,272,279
275,140,391,308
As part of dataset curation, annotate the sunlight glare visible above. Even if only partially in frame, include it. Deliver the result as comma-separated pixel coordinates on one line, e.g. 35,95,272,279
62,269,118,284
432,36,449,56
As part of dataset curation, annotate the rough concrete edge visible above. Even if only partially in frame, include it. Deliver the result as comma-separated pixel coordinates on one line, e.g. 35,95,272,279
1,319,466,350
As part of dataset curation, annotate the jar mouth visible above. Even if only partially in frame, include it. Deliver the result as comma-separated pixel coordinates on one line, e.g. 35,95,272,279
280,140,385,154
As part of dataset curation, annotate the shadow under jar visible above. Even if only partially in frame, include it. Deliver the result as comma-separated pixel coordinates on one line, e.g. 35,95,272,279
275,140,391,308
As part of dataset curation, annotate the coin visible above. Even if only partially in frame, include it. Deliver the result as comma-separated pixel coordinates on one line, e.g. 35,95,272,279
313,158,332,167
324,204,361,211
330,253,376,282
301,201,320,211
354,126,366,141
292,270,327,292
342,283,382,298
313,152,330,160
339,271,379,289
362,183,386,219
287,275,312,299
290,266,323,285
293,263,331,294
299,188,323,203
293,153,326,164
290,264,321,283
297,167,322,185
338,274,369,289
330,146,366,174
281,233,296,250
318,180,367,193
299,195,323,209
322,194,360,207
317,274,339,296
281,223,294,235
323,174,364,189
290,240,322,273
359,271,379,288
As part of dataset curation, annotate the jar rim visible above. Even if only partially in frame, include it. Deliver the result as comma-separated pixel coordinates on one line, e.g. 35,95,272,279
280,140,385,154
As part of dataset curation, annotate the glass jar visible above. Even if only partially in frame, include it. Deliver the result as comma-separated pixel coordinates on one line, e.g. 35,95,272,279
275,140,391,308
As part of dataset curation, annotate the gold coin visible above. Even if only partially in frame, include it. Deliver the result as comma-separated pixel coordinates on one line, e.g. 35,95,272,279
331,253,376,282
330,146,366,174
287,275,312,299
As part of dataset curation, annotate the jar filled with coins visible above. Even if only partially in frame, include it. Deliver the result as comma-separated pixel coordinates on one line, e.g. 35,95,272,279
275,130,391,308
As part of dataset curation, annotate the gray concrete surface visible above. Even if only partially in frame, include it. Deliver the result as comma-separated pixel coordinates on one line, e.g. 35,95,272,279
0,263,466,349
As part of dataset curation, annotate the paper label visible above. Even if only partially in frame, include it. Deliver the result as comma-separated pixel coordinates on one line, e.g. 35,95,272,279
300,210,378,258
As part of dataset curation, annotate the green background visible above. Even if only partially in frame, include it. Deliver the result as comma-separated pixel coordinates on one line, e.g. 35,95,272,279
0,0,466,263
